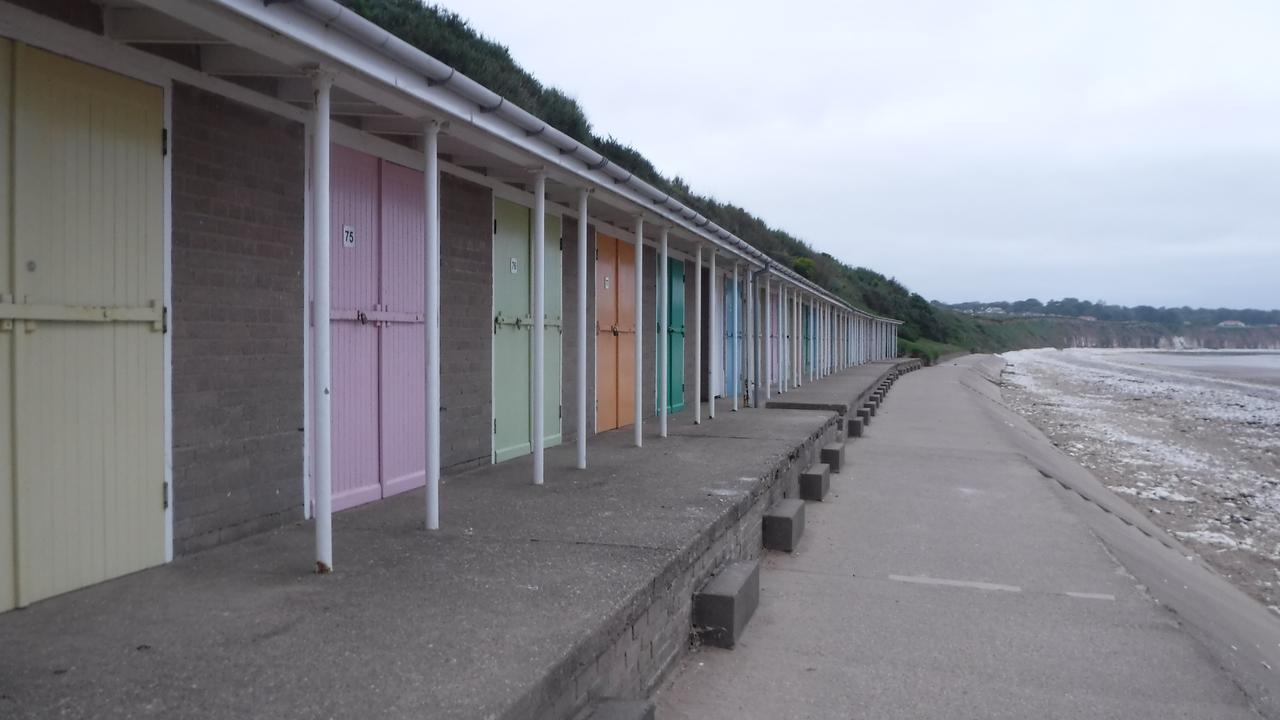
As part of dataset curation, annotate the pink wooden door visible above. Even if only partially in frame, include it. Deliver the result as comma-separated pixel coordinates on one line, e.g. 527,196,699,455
377,161,426,499
330,145,382,511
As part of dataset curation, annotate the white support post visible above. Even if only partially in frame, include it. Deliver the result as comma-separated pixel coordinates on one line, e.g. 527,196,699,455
709,250,717,420
821,304,827,376
693,244,702,424
732,263,740,412
746,269,756,408
779,284,786,393
788,289,798,384
659,227,669,438
576,188,588,469
424,121,441,529
311,73,334,572
532,172,546,485
809,298,815,382
633,215,644,447
764,274,771,401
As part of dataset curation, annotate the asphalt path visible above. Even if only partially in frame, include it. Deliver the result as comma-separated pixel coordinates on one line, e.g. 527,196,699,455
658,355,1278,719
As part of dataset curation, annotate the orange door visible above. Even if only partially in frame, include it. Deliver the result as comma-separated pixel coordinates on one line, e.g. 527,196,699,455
595,234,638,432
595,235,619,431
615,238,637,429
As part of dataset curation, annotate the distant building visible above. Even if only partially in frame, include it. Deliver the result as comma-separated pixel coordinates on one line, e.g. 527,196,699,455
1218,320,1247,328
981,306,1006,315
1078,315,1097,322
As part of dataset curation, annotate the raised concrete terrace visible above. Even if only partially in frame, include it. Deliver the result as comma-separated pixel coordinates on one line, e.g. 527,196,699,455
0,362,910,720
766,360,921,419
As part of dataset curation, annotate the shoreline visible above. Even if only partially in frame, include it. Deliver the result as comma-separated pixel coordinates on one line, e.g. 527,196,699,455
1000,348,1280,612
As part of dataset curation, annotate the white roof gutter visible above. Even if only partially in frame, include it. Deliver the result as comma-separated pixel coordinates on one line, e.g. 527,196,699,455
191,0,866,314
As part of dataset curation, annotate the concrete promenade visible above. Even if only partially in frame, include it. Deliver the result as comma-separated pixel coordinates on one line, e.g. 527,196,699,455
659,355,1278,719
0,363,904,720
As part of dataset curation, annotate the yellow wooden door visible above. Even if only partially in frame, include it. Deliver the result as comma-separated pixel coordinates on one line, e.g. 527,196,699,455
1,43,165,610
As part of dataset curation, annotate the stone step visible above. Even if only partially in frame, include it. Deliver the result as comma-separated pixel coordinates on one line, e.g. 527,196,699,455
799,463,831,501
846,416,864,438
762,498,806,552
820,442,846,473
585,699,655,720
693,560,761,649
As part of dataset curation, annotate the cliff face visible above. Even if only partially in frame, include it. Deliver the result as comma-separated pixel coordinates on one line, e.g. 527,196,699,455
1048,321,1280,350
966,316,1280,351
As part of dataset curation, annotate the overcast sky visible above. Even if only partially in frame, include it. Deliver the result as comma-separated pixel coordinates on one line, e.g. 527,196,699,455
449,0,1279,309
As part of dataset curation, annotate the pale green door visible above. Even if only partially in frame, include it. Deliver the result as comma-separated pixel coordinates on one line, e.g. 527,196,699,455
542,214,562,447
493,199,561,463
493,198,532,462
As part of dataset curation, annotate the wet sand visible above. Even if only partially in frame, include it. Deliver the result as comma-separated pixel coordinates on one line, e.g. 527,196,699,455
1001,348,1280,611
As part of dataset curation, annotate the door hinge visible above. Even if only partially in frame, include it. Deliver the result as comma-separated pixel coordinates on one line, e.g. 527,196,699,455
559,237,563,252
493,418,497,434
493,218,498,234
558,404,562,418
162,305,169,334
161,128,168,156
162,481,169,509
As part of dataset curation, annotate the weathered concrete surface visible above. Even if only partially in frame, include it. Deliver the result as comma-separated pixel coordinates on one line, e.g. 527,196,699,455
658,356,1273,720
0,403,855,720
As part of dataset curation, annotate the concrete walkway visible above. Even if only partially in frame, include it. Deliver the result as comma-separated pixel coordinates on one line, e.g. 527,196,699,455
659,356,1271,719
0,362,902,720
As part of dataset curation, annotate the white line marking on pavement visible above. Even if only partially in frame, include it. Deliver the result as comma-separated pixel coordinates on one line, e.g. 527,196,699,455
889,574,1022,592
1065,591,1116,600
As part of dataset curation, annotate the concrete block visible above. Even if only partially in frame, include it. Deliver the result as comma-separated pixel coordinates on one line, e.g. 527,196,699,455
799,463,831,501
821,442,846,472
857,407,872,425
694,561,761,649
847,416,864,437
586,699,655,720
866,402,877,417
763,499,806,552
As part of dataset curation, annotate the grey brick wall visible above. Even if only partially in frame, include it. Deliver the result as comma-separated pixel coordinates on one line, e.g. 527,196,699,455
440,174,493,471
560,218,595,441
643,245,656,419
170,84,305,554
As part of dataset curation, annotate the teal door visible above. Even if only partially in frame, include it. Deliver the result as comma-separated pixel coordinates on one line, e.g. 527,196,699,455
492,199,562,463
659,258,686,412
